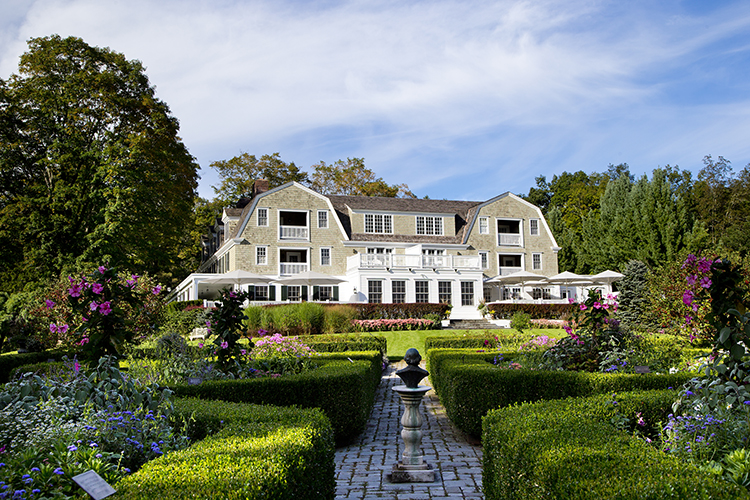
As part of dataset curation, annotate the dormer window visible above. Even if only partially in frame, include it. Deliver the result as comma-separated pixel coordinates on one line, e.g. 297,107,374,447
416,216,443,236
257,208,268,227
365,214,392,234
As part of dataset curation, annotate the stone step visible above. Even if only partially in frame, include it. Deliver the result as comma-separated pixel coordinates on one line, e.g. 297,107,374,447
446,318,503,330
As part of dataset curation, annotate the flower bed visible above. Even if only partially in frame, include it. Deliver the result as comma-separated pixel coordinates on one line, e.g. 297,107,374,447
352,318,438,332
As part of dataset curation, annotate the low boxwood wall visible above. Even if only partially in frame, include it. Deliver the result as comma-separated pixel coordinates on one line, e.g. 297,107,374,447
0,350,71,383
425,333,531,350
426,349,695,437
297,334,387,359
169,352,382,445
117,398,334,499
487,302,574,320
483,390,750,499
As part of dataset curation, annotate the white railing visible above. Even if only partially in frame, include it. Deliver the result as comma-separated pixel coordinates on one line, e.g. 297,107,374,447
279,225,309,240
498,233,522,246
498,266,523,276
279,263,308,275
350,254,481,270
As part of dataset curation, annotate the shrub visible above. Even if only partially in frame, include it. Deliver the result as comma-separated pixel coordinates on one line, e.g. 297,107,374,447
323,305,358,333
350,303,450,320
352,318,438,332
510,311,531,332
482,390,749,500
296,302,326,335
488,303,574,320
117,399,335,500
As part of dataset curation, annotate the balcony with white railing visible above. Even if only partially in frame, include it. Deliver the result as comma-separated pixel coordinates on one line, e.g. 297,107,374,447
348,253,481,271
498,266,523,276
498,233,522,247
279,262,309,275
279,225,309,240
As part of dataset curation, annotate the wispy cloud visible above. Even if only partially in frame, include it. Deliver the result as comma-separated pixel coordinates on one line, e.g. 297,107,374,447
2,0,750,199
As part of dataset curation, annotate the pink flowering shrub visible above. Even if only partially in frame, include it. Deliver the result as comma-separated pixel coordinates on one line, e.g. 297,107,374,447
519,335,558,351
249,333,317,375
352,318,438,332
34,266,163,361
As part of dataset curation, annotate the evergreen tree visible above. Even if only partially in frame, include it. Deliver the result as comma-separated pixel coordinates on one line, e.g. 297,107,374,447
616,260,651,330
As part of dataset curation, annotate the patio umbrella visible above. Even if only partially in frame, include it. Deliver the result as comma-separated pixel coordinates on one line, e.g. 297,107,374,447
546,271,593,300
590,270,624,294
272,271,346,287
487,270,547,300
201,270,275,286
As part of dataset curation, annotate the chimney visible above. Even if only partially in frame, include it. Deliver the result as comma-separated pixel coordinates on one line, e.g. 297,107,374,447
252,179,269,197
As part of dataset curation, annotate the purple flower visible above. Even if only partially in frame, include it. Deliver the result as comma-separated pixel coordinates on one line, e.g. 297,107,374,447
58,324,69,334
67,445,77,452
682,254,697,268
98,266,107,274
68,284,82,297
686,274,697,285
91,283,104,294
198,343,204,348
98,301,112,316
152,285,162,295
53,468,64,475
579,304,587,311
45,299,55,309
682,290,694,306
697,258,712,274
221,341,229,349
89,301,99,311
49,323,58,333
700,277,712,289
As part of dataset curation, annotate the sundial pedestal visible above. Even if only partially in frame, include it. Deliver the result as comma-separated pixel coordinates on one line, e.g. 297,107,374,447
389,385,436,482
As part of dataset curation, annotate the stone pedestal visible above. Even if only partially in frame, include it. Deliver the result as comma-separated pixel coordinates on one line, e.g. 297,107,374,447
387,385,436,483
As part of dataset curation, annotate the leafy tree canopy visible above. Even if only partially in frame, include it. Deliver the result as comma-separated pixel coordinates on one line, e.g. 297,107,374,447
0,35,198,292
308,157,415,198
209,152,308,205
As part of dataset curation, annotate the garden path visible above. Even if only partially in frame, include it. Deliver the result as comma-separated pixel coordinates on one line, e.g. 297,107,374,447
334,361,484,499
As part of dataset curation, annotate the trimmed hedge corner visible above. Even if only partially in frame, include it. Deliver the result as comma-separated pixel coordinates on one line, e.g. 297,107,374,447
426,349,694,437
483,390,750,500
0,350,71,383
169,352,382,445
117,399,334,499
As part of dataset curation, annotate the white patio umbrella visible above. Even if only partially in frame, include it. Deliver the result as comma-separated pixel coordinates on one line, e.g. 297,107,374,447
487,270,547,300
272,270,346,287
201,270,275,287
590,270,624,294
546,271,593,301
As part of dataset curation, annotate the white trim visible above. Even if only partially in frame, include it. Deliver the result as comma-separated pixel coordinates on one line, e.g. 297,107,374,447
532,252,542,271
320,247,332,266
256,245,268,266
317,209,329,229
257,207,269,227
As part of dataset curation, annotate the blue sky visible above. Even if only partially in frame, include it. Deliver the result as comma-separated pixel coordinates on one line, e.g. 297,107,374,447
2,0,750,201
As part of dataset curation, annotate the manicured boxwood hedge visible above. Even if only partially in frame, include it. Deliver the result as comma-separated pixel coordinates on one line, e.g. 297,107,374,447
169,352,382,445
487,302,574,320
297,334,387,359
0,350,71,383
483,390,750,500
426,349,695,437
117,399,334,499
350,303,450,320
425,333,530,350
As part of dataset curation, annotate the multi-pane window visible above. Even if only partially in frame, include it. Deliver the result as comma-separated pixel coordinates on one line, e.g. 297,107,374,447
257,208,268,227
415,280,429,303
392,281,406,303
365,214,393,234
256,246,267,265
318,210,328,229
287,285,301,302
502,287,522,300
320,247,331,266
368,280,383,303
438,281,452,304
529,219,539,236
479,217,489,234
318,286,333,301
416,216,443,236
532,253,542,271
532,288,552,300
479,251,489,269
254,285,269,300
461,281,474,306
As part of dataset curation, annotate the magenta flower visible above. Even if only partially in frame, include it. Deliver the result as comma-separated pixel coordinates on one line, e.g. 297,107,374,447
682,290,694,306
697,258,712,274
221,341,229,349
99,301,112,315
92,283,104,294
579,304,587,311
567,297,575,304
564,325,573,335
45,299,55,309
240,349,247,355
700,277,712,289
68,284,82,297
198,343,204,348
682,254,697,268
58,324,69,334
74,360,80,373
78,337,89,346
152,285,162,295
89,301,99,311
593,301,602,309
98,266,107,274
686,275,697,285
49,323,58,333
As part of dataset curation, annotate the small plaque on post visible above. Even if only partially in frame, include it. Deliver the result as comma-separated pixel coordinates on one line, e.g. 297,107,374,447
72,470,116,499
634,366,651,374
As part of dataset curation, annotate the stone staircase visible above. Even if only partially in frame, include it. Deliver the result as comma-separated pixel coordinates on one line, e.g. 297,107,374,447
445,318,503,330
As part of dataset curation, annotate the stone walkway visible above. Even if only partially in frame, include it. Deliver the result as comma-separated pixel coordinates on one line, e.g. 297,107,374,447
334,362,484,499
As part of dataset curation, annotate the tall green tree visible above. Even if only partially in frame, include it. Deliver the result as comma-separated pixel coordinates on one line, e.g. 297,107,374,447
693,155,733,247
209,152,308,205
309,157,415,197
0,35,198,291
723,165,750,256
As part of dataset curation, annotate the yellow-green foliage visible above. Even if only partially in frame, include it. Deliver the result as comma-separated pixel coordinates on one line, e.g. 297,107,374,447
117,399,334,499
483,391,750,500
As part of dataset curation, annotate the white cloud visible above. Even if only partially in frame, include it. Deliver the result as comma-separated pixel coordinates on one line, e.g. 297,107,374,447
2,0,750,199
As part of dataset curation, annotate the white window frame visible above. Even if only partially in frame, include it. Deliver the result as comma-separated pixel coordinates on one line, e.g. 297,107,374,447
532,252,542,271
392,280,406,304
530,218,540,236
256,246,268,265
479,251,489,270
257,207,269,227
416,216,443,236
364,214,393,234
317,210,328,229
320,247,331,266
479,217,489,234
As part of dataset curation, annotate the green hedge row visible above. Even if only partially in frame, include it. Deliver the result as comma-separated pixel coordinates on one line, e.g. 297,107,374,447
169,352,382,445
487,302,574,320
117,399,334,499
483,390,749,499
350,303,450,320
426,349,695,437
296,334,387,359
0,350,71,383
425,333,531,350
